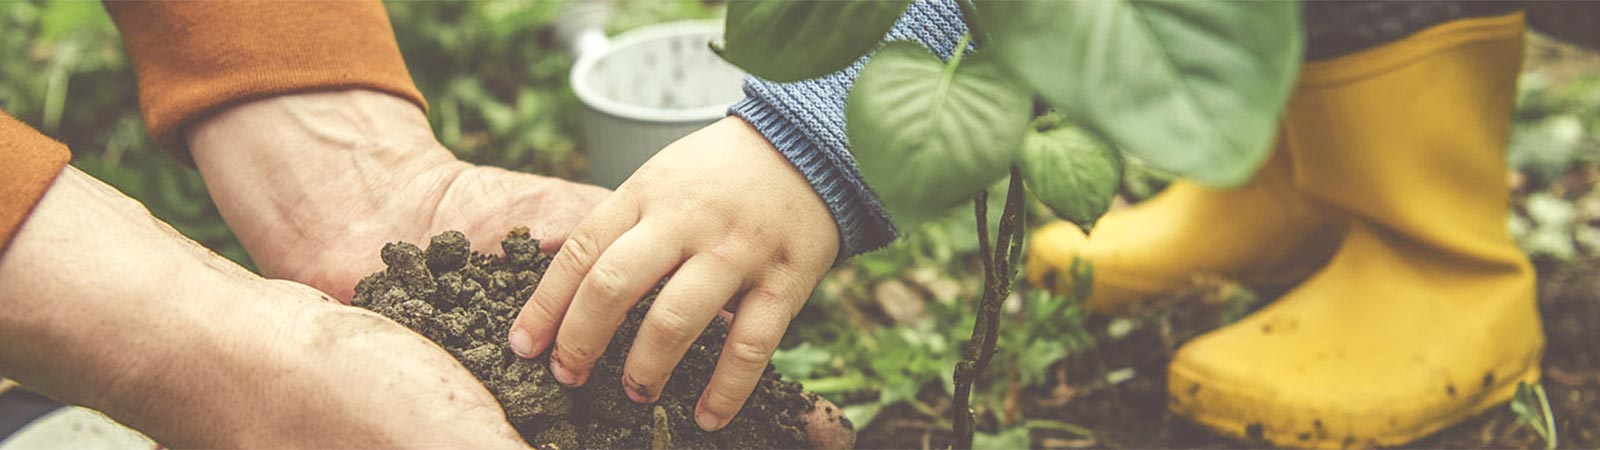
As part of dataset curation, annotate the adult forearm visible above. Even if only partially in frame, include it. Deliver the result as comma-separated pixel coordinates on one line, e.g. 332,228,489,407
0,168,527,448
0,168,267,436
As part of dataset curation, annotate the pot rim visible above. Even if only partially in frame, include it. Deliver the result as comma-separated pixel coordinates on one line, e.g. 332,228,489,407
570,20,741,123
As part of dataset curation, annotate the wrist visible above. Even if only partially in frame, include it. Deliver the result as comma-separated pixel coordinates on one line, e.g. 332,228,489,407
185,89,462,277
0,169,277,435
90,274,285,445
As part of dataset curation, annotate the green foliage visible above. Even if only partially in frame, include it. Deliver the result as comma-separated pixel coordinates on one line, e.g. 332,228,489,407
1510,381,1557,450
386,1,574,177
776,214,1095,432
768,342,831,379
982,0,1303,188
728,5,1297,444
972,425,1030,450
1,0,255,267
721,0,1303,235
1514,193,1582,260
718,0,910,83
846,39,1032,227
1020,121,1123,232
1506,58,1600,261
391,0,719,177
993,263,1094,389
775,287,1091,430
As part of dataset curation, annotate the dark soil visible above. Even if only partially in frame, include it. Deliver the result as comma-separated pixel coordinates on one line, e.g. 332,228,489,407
859,261,1600,449
352,229,830,449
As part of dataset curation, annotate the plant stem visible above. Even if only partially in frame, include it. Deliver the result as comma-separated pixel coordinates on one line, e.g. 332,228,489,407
1537,382,1557,450
974,189,993,287
951,168,1027,449
942,33,974,81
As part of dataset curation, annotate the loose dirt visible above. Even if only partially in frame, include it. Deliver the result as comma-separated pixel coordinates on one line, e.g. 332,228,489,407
352,229,836,449
859,261,1600,448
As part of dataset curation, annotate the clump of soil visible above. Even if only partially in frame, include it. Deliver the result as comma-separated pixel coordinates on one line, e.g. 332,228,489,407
351,228,828,449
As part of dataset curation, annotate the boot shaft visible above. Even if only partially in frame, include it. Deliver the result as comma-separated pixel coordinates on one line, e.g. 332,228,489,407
1281,12,1526,267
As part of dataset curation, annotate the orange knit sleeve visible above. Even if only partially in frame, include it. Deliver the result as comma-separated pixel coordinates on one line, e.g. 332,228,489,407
0,113,71,254
104,0,426,162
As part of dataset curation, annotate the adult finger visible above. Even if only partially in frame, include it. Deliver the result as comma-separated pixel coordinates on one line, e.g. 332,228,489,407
693,278,804,431
548,223,684,386
508,194,638,359
621,253,749,403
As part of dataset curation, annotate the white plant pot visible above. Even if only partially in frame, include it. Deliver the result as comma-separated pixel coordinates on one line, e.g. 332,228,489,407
569,21,747,188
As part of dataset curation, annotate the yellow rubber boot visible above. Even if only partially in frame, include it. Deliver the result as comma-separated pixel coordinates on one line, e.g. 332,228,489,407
1026,139,1343,313
1167,13,1543,448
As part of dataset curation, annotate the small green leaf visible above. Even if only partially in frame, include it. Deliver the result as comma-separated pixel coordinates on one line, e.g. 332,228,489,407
795,373,869,394
1510,381,1557,450
1020,125,1123,232
771,343,832,379
982,0,1302,187
847,42,1032,227
841,402,885,430
718,0,911,82
973,425,1032,450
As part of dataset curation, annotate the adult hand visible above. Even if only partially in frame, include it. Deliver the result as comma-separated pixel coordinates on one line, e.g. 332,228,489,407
187,89,609,301
505,117,841,432
0,168,527,448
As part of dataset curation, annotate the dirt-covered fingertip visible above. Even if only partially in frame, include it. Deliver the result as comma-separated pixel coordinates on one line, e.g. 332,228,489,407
507,327,537,358
801,393,856,450
622,373,659,404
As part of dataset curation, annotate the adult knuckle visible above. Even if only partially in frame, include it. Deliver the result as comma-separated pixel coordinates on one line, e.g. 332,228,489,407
724,338,774,368
583,266,628,302
699,248,744,272
560,233,602,266
522,295,562,324
647,307,701,344
704,384,746,408
744,286,784,306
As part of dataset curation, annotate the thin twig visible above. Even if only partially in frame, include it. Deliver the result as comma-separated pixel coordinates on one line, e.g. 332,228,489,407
974,190,993,287
951,169,1028,449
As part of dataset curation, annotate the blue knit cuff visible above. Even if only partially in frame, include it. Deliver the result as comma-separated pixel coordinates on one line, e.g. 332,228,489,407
731,95,898,261
727,0,968,262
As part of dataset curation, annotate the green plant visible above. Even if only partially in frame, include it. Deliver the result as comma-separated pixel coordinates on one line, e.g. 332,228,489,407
770,195,1097,442
2,0,255,267
1510,381,1557,450
720,1,1302,447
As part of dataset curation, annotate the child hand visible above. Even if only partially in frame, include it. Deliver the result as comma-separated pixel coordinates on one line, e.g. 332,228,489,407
507,116,839,431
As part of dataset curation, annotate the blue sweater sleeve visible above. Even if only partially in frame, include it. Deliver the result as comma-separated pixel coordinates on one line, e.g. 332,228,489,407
728,0,969,261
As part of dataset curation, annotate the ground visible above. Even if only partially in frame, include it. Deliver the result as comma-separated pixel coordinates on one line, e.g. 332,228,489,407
6,2,1597,448
851,258,1597,449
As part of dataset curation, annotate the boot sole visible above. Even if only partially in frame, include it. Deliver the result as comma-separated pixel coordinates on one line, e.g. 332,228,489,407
1169,356,1541,448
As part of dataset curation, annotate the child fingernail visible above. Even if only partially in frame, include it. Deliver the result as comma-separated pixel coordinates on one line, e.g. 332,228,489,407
622,374,653,403
624,384,649,403
550,356,579,386
695,409,726,432
508,328,536,358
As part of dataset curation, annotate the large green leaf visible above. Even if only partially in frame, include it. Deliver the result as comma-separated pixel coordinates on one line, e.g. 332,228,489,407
846,42,1032,227
1020,124,1123,232
982,0,1302,187
718,0,911,82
